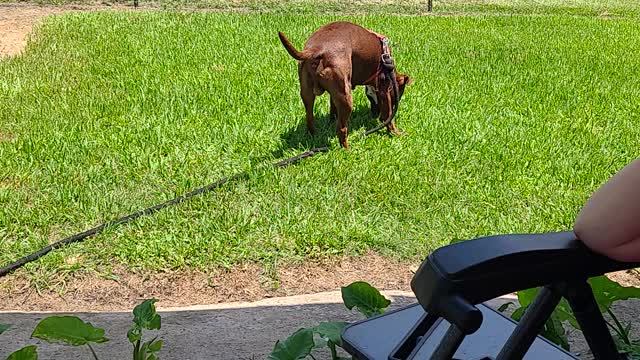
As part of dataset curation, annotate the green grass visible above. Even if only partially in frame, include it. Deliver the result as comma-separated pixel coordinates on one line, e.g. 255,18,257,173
183,0,640,17
1,10,640,285
4,0,640,17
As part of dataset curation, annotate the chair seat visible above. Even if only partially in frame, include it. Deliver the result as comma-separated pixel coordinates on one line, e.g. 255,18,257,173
341,303,579,360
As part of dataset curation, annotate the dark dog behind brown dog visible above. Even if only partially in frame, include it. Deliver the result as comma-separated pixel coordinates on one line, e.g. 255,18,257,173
278,21,412,148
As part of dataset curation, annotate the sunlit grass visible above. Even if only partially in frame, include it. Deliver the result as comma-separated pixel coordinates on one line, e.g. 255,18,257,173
1,11,639,285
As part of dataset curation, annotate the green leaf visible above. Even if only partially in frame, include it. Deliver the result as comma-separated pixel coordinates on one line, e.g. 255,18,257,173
127,328,140,344
313,337,328,349
132,299,161,331
31,316,108,346
606,308,631,343
6,345,38,360
511,305,526,322
617,339,640,359
147,339,163,353
313,322,347,347
542,313,570,351
516,277,640,333
129,299,162,345
341,282,391,318
588,276,640,312
511,303,570,351
515,288,578,329
267,328,314,360
138,342,149,359
515,287,539,307
328,341,338,360
0,324,10,335
497,302,514,313
554,298,578,329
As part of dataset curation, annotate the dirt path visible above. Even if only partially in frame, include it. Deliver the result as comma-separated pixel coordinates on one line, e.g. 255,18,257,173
2,250,639,312
1,4,85,57
0,252,420,311
0,2,151,58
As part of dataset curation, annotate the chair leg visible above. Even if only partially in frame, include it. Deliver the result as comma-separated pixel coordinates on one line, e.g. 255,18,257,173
560,279,623,360
429,324,466,360
495,285,562,360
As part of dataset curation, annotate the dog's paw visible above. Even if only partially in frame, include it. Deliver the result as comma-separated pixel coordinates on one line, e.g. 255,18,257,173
390,127,405,136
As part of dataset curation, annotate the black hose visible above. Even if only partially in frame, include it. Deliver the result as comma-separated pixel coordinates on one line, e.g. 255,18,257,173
0,146,328,277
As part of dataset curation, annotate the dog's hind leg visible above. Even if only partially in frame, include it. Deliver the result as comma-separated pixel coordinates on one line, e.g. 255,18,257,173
301,89,316,135
330,84,353,148
299,68,317,135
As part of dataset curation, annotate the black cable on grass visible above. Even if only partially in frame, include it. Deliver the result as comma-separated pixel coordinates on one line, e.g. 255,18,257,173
0,146,329,278
0,56,402,278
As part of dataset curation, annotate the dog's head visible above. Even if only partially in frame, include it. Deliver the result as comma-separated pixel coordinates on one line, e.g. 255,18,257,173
395,73,412,100
365,72,412,120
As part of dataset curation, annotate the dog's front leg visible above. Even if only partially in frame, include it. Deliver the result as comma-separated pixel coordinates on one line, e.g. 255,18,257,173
365,85,380,119
379,88,402,135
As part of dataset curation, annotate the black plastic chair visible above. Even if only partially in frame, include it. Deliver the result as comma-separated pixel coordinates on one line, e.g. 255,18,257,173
341,231,640,359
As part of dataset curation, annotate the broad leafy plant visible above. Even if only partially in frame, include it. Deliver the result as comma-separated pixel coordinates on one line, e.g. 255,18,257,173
0,324,9,335
5,345,38,360
2,323,38,360
268,281,391,360
504,275,640,357
128,299,164,360
31,316,108,359
1,299,163,360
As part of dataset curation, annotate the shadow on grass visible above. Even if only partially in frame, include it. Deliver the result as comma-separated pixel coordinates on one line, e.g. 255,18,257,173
272,103,389,159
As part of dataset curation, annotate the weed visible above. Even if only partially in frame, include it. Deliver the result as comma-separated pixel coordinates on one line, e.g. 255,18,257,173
1,298,163,360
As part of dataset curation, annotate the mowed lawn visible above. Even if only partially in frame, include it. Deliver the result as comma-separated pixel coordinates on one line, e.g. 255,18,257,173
1,10,640,283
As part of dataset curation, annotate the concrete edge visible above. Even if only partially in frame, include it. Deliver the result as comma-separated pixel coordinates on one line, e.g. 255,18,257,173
0,291,519,314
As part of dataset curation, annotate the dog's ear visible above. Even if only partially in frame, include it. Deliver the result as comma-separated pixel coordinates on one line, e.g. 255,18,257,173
396,74,412,97
398,74,413,86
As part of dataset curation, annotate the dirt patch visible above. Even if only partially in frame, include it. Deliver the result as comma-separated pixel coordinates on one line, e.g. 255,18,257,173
0,4,65,58
2,251,639,313
0,252,418,312
0,131,17,143
0,176,20,189
607,268,640,288
0,2,135,58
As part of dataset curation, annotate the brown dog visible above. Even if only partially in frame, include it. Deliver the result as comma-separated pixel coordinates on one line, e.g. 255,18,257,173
278,21,411,148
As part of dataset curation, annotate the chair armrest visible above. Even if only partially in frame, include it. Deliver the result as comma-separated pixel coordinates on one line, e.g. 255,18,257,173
410,231,640,334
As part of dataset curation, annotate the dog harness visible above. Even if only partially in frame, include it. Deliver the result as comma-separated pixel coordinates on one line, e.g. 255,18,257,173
363,31,392,85
363,30,401,129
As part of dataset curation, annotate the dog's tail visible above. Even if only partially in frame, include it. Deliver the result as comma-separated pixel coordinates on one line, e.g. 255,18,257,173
278,31,313,61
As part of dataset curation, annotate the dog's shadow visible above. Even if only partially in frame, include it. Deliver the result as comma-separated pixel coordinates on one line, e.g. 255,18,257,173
273,104,386,158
